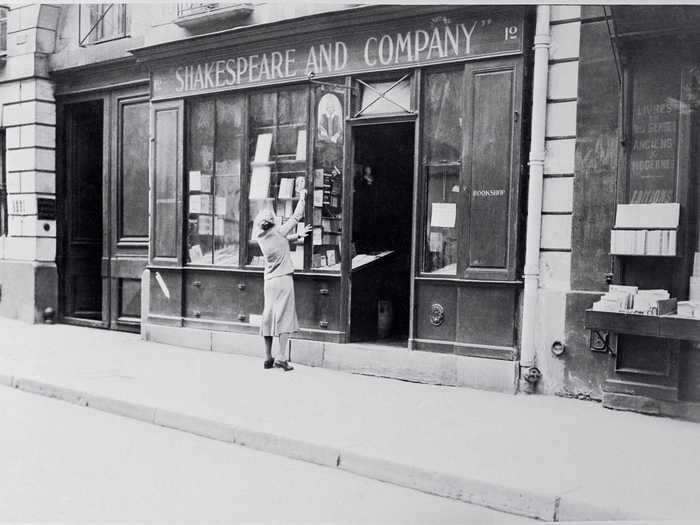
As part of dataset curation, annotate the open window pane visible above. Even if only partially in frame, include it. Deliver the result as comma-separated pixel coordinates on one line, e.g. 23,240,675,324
247,87,309,268
424,165,459,275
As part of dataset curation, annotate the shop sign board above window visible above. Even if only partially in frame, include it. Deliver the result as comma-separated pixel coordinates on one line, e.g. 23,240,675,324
151,8,524,100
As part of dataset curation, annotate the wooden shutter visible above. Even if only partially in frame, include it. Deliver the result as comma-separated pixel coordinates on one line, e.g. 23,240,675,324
150,99,184,266
462,57,522,281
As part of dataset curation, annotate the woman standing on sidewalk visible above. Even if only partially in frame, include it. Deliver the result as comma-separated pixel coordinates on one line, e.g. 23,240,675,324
254,190,311,371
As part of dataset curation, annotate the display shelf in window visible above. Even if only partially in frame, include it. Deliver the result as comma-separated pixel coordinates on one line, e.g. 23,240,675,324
609,203,680,257
246,87,310,268
310,85,345,271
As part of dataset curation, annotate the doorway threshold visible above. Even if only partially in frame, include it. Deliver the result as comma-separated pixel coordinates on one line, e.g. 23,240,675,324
346,339,409,352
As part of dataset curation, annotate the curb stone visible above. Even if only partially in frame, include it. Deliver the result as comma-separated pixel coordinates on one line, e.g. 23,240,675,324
0,373,634,522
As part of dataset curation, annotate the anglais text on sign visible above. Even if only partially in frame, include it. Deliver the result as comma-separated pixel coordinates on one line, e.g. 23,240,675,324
162,10,523,96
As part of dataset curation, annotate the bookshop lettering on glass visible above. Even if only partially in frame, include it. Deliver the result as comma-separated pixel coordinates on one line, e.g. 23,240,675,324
131,5,530,362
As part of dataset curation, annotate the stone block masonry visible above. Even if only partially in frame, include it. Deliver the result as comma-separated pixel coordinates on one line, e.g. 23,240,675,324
0,4,60,322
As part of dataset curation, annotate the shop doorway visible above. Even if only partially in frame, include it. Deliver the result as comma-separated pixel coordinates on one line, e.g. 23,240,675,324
350,122,415,344
60,100,104,325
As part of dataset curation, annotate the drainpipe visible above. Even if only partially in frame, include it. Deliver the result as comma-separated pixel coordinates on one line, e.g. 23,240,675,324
520,5,550,385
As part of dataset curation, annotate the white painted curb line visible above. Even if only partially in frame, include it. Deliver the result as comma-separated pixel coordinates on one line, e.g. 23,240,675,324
0,374,637,522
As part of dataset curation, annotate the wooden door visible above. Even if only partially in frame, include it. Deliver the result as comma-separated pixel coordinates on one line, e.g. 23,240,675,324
61,100,106,324
108,91,151,331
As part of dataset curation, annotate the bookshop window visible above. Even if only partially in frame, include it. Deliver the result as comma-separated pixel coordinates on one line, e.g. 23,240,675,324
247,87,309,268
186,94,243,266
311,87,345,269
422,69,463,275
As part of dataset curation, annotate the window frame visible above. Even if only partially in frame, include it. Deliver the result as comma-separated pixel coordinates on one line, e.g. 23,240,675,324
418,58,523,282
78,4,129,47
184,93,246,268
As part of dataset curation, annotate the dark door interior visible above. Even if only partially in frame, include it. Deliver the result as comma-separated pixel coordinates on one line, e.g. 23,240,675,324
62,101,104,322
350,122,414,343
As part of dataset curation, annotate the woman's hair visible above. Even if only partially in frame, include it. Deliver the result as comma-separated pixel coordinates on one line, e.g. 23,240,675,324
254,209,276,234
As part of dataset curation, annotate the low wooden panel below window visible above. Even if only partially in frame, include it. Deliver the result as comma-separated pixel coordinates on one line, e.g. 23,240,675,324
119,278,141,319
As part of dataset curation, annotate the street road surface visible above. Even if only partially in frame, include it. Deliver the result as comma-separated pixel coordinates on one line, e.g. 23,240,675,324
0,386,535,523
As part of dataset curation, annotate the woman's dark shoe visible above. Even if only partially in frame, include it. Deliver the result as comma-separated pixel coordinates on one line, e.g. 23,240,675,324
264,358,275,369
274,360,294,371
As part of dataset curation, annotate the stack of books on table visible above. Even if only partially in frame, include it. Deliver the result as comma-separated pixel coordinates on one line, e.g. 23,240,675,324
592,285,637,312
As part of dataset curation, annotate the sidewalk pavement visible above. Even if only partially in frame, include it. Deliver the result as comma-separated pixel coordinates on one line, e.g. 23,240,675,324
1,318,699,522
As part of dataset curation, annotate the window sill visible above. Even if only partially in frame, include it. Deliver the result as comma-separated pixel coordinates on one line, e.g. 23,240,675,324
81,34,130,47
174,3,254,28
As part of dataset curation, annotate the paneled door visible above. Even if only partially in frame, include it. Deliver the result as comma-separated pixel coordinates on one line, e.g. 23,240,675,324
61,100,106,325
108,91,150,332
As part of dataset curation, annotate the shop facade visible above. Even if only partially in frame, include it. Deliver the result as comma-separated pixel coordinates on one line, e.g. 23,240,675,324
131,5,532,391
13,4,700,414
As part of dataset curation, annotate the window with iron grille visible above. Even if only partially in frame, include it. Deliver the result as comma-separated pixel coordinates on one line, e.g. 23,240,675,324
79,4,128,46
0,6,8,56
177,3,219,18
0,130,7,237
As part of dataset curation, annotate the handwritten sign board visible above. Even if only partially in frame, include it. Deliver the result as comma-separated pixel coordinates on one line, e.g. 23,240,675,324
628,62,679,204
151,8,524,99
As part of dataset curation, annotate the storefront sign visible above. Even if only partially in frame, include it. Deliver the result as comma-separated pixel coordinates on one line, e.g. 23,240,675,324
628,63,679,204
151,9,523,99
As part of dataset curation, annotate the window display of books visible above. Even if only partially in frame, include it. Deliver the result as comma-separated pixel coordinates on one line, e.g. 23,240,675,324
610,203,679,256
311,167,342,269
592,285,676,315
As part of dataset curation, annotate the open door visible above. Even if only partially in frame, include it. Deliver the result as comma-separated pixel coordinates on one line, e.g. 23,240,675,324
350,122,415,344
60,100,106,325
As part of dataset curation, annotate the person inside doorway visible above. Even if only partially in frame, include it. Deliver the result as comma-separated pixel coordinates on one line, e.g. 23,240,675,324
353,164,381,254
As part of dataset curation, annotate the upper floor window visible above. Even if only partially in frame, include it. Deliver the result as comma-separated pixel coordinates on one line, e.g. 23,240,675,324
0,6,8,56
79,4,128,46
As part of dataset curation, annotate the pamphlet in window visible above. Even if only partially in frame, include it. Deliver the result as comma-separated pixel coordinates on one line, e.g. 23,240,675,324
188,170,202,192
200,174,212,194
188,195,201,214
249,165,271,199
313,227,322,245
278,178,294,200
215,197,226,216
326,249,336,266
188,244,203,261
295,176,306,196
295,129,307,161
313,189,324,207
215,217,224,236
198,215,212,235
429,231,443,252
314,169,325,187
200,194,212,214
254,133,273,163
431,202,456,228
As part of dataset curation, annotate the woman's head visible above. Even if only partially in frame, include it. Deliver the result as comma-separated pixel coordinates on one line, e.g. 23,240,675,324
254,208,276,233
